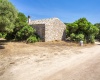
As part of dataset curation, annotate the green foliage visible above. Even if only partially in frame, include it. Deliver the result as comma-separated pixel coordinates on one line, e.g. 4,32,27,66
14,12,27,30
66,18,99,43
94,23,100,28
0,32,7,38
90,35,95,43
16,25,35,40
27,35,40,43
66,23,78,37
70,33,76,41
0,0,18,32
94,23,100,41
75,34,84,41
5,12,28,40
2,32,7,38
0,1,39,43
5,12,40,43
70,33,84,41
13,12,36,41
0,33,2,38
12,12,28,38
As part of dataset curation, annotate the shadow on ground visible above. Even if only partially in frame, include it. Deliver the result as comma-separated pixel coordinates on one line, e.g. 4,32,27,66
0,39,8,49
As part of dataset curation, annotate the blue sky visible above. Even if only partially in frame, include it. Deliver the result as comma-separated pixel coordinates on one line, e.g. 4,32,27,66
9,0,100,24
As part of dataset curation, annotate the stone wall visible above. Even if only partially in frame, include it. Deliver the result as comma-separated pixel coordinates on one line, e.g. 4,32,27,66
45,18,66,42
31,24,45,41
29,18,66,42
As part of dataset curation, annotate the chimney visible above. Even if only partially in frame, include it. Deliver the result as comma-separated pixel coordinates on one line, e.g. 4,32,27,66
28,15,31,24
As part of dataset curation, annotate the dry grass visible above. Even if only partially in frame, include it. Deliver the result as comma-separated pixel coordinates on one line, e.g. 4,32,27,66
0,39,94,56
0,39,95,77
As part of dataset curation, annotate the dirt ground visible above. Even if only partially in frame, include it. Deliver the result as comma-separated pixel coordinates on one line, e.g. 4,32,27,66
44,43,100,80
0,39,98,80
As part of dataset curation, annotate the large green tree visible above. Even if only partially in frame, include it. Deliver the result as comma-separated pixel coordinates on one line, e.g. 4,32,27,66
94,23,100,41
13,12,28,38
14,13,37,41
66,18,99,43
15,12,27,30
0,0,18,32
6,12,37,42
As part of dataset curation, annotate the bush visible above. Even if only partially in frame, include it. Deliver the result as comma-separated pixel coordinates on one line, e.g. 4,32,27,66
70,33,76,41
2,33,7,38
94,23,100,41
4,12,40,43
5,25,40,43
0,0,18,32
66,18,99,43
0,32,7,38
90,35,95,43
87,35,95,43
16,25,35,40
27,36,40,43
70,33,84,42
75,34,84,41
0,33,2,38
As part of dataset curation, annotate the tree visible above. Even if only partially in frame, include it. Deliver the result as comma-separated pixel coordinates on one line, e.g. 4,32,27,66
16,25,35,40
6,12,29,40
13,12,28,39
94,23,100,41
0,0,18,32
6,12,40,43
66,18,99,43
15,12,27,30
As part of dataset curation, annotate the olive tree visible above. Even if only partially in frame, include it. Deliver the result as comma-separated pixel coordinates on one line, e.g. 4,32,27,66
66,18,99,43
94,23,100,41
6,12,40,43
0,0,18,32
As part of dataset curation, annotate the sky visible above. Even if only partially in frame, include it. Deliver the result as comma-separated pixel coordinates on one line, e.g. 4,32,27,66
9,0,100,24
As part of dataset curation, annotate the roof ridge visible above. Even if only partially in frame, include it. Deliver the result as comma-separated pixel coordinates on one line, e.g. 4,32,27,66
31,17,59,22
29,17,60,25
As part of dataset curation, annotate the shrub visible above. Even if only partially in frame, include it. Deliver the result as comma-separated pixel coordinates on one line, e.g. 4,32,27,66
0,33,2,38
0,0,18,32
16,25,35,40
75,34,84,41
5,12,40,43
94,23,100,41
66,18,99,43
27,35,40,43
0,32,7,38
90,35,95,43
2,33,7,38
87,35,95,43
70,33,76,41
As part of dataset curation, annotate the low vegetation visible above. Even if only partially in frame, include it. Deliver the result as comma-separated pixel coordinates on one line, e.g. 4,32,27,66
0,0,17,32
0,0,100,44
0,0,40,43
65,18,99,43
94,23,100,41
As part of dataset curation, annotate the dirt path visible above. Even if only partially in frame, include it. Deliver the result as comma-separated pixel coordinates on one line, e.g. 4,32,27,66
0,41,100,80
44,44,100,80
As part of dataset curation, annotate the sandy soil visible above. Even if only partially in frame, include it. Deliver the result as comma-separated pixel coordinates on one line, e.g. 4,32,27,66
44,43,100,80
0,40,99,80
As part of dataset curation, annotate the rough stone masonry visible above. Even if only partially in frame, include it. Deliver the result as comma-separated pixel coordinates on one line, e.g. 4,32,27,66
28,17,66,42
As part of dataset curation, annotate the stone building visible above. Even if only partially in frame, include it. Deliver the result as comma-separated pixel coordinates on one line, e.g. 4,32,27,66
28,18,66,42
